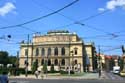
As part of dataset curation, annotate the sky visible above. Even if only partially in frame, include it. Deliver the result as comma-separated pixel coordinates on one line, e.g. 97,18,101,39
0,0,125,56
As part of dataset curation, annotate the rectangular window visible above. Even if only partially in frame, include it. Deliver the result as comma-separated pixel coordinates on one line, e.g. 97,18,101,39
25,49,28,56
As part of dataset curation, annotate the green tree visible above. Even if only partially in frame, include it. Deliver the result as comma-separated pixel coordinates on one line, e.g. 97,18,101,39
32,61,38,73
118,57,123,71
8,56,17,66
43,63,47,73
50,64,55,73
0,51,9,66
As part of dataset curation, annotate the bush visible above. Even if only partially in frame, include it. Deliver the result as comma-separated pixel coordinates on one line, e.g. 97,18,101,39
0,68,8,75
60,70,74,74
70,70,74,74
17,68,25,74
60,70,68,74
27,71,32,74
47,71,60,73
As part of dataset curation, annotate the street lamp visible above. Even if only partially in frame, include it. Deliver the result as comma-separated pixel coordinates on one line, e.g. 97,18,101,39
25,34,29,77
98,45,101,78
70,50,74,71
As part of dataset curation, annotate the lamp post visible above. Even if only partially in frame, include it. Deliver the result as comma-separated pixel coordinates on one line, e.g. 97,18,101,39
68,36,71,75
25,34,29,77
46,55,48,77
70,50,74,71
98,45,101,78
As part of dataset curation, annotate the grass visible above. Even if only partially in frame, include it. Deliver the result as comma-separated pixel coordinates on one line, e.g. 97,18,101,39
48,72,84,77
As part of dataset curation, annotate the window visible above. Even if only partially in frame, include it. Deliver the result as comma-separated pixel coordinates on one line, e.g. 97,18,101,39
61,47,65,55
25,49,28,56
54,47,58,56
48,59,51,66
41,59,44,65
74,59,77,64
61,59,65,65
74,48,78,55
54,59,58,65
41,48,45,56
48,48,51,56
36,48,39,56
24,60,27,65
36,59,38,63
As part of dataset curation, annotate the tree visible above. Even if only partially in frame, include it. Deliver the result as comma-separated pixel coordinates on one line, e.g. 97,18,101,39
43,63,47,73
32,61,38,73
8,56,17,67
0,51,9,66
50,64,55,73
118,57,123,71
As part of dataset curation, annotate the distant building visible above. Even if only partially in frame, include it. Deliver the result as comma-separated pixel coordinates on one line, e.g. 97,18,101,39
19,30,96,72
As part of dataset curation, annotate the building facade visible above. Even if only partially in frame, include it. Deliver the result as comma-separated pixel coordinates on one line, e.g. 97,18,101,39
19,30,96,72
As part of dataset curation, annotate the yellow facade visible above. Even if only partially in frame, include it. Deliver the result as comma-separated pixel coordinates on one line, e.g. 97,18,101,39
19,30,96,72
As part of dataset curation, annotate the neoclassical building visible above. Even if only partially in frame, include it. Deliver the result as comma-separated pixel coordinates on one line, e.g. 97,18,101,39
19,30,96,72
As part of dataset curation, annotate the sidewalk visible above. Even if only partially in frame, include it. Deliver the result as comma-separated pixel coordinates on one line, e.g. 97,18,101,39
100,71,109,79
9,73,100,80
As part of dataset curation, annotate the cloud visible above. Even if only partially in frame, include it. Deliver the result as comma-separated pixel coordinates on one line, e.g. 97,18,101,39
98,0,125,11
0,2,16,16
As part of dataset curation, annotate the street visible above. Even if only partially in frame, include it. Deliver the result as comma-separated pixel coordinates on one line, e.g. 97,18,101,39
106,72,124,80
9,71,125,83
9,78,125,83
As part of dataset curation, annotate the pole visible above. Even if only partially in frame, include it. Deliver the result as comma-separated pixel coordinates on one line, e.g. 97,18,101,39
98,45,101,78
71,51,74,71
17,51,19,68
46,55,48,78
25,34,29,77
31,42,33,66
68,36,71,75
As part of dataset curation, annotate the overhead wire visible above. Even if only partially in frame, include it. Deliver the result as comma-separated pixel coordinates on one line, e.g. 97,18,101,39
0,0,79,29
30,0,75,22
22,0,125,50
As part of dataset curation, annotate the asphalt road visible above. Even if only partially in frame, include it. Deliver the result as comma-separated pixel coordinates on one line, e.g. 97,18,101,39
9,78,125,83
105,72,125,80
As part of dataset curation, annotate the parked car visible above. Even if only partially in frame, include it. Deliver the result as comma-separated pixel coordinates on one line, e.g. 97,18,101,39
0,72,9,83
120,71,125,77
113,66,120,74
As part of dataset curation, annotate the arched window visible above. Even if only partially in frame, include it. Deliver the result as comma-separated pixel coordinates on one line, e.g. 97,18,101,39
48,59,51,66
74,48,78,55
61,59,65,65
41,48,45,56
41,59,44,65
48,48,51,56
54,59,58,66
54,47,58,56
61,47,65,55
36,48,39,56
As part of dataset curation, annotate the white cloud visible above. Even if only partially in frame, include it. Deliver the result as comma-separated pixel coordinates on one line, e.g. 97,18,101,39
0,2,16,16
98,0,125,11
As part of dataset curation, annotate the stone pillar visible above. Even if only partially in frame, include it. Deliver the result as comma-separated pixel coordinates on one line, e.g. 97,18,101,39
114,59,118,66
122,45,125,71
